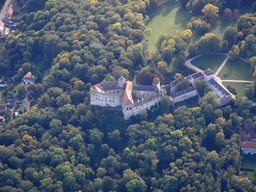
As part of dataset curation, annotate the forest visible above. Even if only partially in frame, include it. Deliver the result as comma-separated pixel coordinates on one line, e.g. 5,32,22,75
1,0,256,191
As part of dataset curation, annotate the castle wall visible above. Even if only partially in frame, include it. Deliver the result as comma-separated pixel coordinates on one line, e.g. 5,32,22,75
122,96,161,120
173,90,197,104
133,90,156,98
90,89,122,107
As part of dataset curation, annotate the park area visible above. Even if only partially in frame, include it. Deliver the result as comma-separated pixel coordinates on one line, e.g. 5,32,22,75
146,2,190,52
190,54,226,72
218,59,252,81
145,3,252,53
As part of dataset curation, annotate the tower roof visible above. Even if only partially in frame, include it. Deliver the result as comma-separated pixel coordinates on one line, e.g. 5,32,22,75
153,77,160,85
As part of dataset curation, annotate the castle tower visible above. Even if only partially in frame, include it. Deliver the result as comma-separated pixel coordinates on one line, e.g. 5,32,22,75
118,75,126,88
153,77,160,92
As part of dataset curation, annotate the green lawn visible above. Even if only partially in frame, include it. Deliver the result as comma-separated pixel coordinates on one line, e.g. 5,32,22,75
146,2,191,53
241,155,256,169
222,82,249,97
190,54,227,72
146,2,240,52
218,59,252,80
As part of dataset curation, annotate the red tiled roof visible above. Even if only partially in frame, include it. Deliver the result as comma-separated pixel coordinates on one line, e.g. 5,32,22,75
24,71,32,78
241,141,256,150
122,81,134,106
93,83,104,92
5,6,13,17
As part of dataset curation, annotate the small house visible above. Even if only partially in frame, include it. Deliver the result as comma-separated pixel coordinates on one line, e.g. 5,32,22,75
0,105,6,114
21,71,35,86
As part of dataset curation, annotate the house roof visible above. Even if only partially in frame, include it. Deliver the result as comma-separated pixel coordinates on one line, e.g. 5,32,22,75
241,141,256,150
134,92,162,107
191,72,204,79
170,77,183,87
0,105,5,110
24,71,32,78
5,6,13,17
153,78,160,85
170,86,196,98
209,78,231,96
204,69,214,76
122,81,134,106
101,81,121,91
133,85,156,92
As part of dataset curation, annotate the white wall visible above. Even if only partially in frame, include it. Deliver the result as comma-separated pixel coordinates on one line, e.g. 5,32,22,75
242,148,256,155
90,91,122,107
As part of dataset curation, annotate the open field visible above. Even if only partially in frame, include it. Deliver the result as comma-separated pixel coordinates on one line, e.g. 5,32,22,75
241,155,256,170
222,82,249,97
146,2,248,52
146,2,190,52
218,59,252,81
190,55,226,72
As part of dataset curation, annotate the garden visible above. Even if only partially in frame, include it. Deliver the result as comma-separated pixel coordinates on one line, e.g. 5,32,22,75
218,59,252,81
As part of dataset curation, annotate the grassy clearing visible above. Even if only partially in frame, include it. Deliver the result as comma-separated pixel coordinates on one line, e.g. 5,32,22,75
190,54,226,72
146,2,191,53
222,82,249,97
241,155,256,169
218,59,252,80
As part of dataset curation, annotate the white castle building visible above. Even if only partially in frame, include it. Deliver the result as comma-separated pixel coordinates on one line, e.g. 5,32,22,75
90,69,233,120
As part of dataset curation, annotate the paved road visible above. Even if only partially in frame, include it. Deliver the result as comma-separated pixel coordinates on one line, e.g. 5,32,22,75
215,55,229,76
184,55,204,73
221,80,253,83
0,0,12,21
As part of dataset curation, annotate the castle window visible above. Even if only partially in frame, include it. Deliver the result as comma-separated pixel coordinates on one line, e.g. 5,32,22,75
127,108,128,110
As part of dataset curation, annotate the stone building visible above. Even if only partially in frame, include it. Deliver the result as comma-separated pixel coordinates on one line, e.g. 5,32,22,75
90,69,233,120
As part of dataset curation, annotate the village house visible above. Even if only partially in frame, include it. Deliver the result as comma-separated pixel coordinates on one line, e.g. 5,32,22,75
241,141,256,155
21,71,35,86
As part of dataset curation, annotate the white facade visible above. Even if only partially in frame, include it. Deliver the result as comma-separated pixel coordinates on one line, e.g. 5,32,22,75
90,90,122,107
241,147,256,155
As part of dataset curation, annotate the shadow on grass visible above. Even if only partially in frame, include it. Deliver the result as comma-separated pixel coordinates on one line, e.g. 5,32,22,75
162,2,179,17
174,7,191,27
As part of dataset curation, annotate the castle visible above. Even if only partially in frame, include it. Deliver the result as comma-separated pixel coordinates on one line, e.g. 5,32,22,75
90,69,233,120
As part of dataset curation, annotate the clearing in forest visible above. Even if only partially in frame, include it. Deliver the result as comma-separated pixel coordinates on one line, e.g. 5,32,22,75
146,2,190,53
190,54,226,73
218,59,252,81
